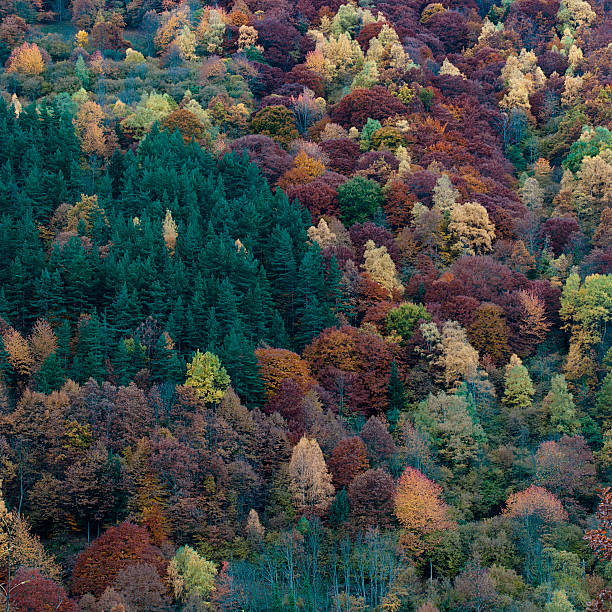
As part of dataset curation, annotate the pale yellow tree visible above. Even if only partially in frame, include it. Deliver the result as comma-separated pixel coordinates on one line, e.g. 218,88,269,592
437,320,479,388
288,436,335,516
175,24,197,60
520,176,544,213
439,58,463,78
237,24,259,52
432,173,460,212
557,0,597,32
567,44,583,68
365,24,415,72
197,8,227,55
162,209,178,256
316,33,365,84
362,239,404,294
500,49,545,114
245,509,265,543
307,218,337,249
448,202,496,254
562,74,583,106
573,151,612,231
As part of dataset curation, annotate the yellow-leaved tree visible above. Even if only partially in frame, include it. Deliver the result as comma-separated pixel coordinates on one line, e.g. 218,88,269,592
288,436,335,516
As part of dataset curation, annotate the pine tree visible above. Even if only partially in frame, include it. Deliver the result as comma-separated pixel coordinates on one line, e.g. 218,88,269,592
387,359,405,430
329,488,350,526
35,352,65,393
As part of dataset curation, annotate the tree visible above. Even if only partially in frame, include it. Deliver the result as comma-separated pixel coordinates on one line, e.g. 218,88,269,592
545,590,576,612
250,105,298,147
394,467,454,553
162,109,205,143
437,321,479,388
361,239,403,296
386,303,430,342
288,436,335,516
387,359,406,428
503,485,567,523
71,522,166,597
168,546,217,604
111,563,170,611
327,437,369,488
503,355,535,411
337,177,383,226
360,416,395,463
184,350,230,403
543,375,580,435
255,348,314,400
0,480,60,592
453,559,499,612
449,202,496,255
5,41,46,75
467,303,510,365
348,468,395,528
162,209,178,256
330,87,407,129
2,328,33,378
8,568,77,612
534,435,596,509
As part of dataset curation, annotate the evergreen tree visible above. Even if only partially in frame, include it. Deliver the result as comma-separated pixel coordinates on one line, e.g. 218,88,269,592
35,352,65,394
387,359,405,430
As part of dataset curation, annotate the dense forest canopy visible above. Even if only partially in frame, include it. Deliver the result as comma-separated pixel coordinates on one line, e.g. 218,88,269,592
0,0,610,609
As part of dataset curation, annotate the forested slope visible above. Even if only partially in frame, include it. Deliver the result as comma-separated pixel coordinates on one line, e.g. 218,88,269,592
0,0,610,609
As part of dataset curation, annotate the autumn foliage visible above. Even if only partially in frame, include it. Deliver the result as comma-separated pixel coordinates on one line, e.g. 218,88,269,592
71,522,167,597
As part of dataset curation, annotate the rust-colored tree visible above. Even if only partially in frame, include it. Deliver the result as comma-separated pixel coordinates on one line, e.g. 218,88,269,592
71,522,167,597
327,436,369,488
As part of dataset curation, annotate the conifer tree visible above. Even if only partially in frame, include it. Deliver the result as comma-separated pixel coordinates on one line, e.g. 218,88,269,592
387,359,405,429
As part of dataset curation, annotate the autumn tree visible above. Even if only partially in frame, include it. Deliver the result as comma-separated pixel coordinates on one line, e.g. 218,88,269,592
394,467,454,554
111,563,170,611
168,546,217,605
8,568,77,612
327,437,369,488
255,348,314,400
71,522,166,597
5,41,46,75
288,436,335,516
504,485,567,523
362,239,404,295
348,468,395,528
449,202,496,255
250,105,299,147
467,303,510,365
184,350,230,403
437,321,479,388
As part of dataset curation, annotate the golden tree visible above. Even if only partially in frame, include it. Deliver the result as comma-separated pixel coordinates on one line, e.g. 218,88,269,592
288,436,335,516
362,239,404,295
5,41,46,75
448,202,495,254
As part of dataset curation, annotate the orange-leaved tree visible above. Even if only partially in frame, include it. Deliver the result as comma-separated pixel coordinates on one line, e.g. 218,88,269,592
394,466,455,555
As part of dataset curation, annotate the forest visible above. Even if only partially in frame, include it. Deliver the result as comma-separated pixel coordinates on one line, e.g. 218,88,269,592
0,0,610,609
